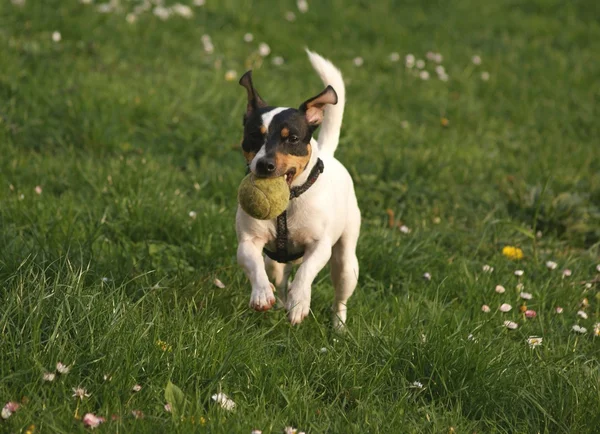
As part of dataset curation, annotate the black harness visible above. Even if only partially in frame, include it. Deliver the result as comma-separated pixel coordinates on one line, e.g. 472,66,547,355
262,158,324,264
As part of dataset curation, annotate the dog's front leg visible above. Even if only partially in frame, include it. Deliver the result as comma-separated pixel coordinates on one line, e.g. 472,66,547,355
237,239,276,311
286,239,332,325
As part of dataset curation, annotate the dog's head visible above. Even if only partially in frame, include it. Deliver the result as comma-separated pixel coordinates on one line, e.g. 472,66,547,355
238,70,337,185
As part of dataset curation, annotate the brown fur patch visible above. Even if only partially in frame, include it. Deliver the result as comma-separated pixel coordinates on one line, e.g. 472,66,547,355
275,144,312,181
281,127,289,138
243,151,256,163
259,125,267,135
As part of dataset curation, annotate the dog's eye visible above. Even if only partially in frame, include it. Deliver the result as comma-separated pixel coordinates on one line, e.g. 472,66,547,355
289,135,299,143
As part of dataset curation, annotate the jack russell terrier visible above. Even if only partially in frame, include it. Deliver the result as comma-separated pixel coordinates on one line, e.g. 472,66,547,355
236,50,360,329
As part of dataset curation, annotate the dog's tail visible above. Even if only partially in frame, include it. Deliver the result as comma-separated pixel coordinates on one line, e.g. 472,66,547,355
306,49,345,157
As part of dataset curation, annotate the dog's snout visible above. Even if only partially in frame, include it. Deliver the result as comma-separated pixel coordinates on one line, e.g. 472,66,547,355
256,158,276,176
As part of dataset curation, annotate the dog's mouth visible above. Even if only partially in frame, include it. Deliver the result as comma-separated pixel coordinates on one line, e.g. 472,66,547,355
284,168,296,186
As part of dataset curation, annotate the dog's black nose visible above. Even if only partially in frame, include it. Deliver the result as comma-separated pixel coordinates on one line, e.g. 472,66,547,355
256,158,276,175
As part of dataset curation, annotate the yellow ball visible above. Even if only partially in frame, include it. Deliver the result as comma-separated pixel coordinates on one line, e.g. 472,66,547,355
238,173,290,220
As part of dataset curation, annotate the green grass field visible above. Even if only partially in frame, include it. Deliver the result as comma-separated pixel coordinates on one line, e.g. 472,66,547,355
1,0,600,432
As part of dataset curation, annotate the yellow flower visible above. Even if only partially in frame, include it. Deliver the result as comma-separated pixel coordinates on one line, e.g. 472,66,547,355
502,246,524,260
156,339,172,352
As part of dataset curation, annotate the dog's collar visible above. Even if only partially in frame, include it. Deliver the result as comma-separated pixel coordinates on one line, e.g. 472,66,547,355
263,158,324,264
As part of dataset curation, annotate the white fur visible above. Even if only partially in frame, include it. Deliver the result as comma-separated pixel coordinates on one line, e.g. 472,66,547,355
236,51,360,328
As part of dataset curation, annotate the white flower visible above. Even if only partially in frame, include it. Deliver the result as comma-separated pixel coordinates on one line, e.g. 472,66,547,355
80,0,92,4
284,11,296,21
193,0,206,6
224,70,237,81
173,4,193,18
243,33,254,43
153,6,171,20
481,304,491,313
34,185,42,195
434,53,443,63
284,427,297,434
297,0,308,13
11,0,26,6
353,57,364,67
103,374,112,381
504,320,518,330
577,310,588,319
572,325,587,334
272,56,284,66
214,278,226,289
389,52,400,62
419,71,430,80
82,413,105,429
514,270,524,277
126,13,137,24
594,323,600,337
43,372,56,382
56,362,70,374
132,384,142,392
482,264,493,273
481,71,490,81
400,120,409,129
399,225,411,234
516,282,524,290
527,336,542,348
423,272,431,281
410,381,424,389
435,65,446,76
545,260,557,270
438,73,449,82
426,51,436,60
405,54,415,68
211,393,236,411
555,306,563,314
96,3,113,13
1,408,12,420
562,269,572,277
72,387,91,400
520,292,533,300
189,210,197,219
258,42,271,57
495,285,506,294
251,431,263,434
596,264,600,273
416,59,425,69
499,303,512,312
201,34,214,53
52,31,61,43
472,55,482,65
467,333,478,342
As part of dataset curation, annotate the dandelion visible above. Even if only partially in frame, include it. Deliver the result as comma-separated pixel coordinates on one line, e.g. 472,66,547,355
272,56,284,66
189,211,197,219
416,59,425,69
423,272,431,281
440,117,449,127
514,269,524,277
132,384,142,392
211,393,236,411
481,304,491,313
153,6,171,20
389,52,400,62
126,13,137,24
297,0,308,13
472,55,482,65
520,305,527,313
520,292,533,300
481,71,490,81
525,309,536,318
503,246,524,260
555,306,563,314
527,336,542,348
72,387,90,400
52,31,61,43
495,285,506,294
577,310,588,319
83,413,105,429
593,323,600,337
572,325,587,334
172,4,193,18
43,372,56,382
399,225,411,234
419,71,430,80
258,43,271,57
56,362,70,374
224,70,237,81
504,320,518,330
482,264,494,273
545,260,557,270
284,11,296,21
499,303,512,312
562,269,572,278
353,57,364,67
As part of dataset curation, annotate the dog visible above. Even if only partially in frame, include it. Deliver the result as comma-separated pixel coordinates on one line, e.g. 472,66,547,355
236,50,360,329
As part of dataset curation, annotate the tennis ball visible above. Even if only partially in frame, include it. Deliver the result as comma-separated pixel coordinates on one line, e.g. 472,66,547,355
238,173,290,220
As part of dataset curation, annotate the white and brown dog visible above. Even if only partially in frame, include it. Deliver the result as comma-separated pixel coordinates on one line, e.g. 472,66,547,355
236,50,360,328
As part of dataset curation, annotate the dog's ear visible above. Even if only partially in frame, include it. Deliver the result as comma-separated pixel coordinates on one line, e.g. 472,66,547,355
239,70,267,121
299,85,338,126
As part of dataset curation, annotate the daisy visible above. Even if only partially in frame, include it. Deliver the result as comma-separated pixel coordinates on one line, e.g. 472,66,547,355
405,54,415,68
193,0,206,5
520,292,533,300
164,403,172,413
258,43,271,57
213,278,226,289
524,309,536,318
495,285,506,294
72,387,90,400
433,53,443,63
481,304,491,313
126,13,137,24
189,210,197,219
83,413,105,429
572,325,587,334
56,362,70,374
153,6,171,20
284,11,296,22
224,70,237,81
594,323,600,337
243,33,254,43
389,52,400,62
132,384,142,392
52,31,61,43
527,336,542,348
435,65,446,76
172,4,193,18
516,282,524,290
43,372,56,382
472,55,482,65
545,260,557,270
438,73,449,82
399,225,410,234
419,71,429,80
555,306,563,314
562,269,572,277
596,264,600,272
251,431,263,434
211,393,236,411
272,56,284,66
297,0,308,13
499,303,512,312
577,310,588,319
35,185,42,195
353,57,364,67
482,264,493,273
480,72,490,81
410,381,424,389
415,59,425,69
503,320,518,330
514,269,524,277
423,272,431,281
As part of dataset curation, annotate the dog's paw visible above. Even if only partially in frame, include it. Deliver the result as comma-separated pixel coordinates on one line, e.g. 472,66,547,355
286,288,311,325
249,283,276,311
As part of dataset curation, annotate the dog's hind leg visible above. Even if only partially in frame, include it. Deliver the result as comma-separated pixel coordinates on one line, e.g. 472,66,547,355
330,214,360,331
265,256,293,303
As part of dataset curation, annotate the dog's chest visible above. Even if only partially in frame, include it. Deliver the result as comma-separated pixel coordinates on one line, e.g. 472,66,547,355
263,207,318,253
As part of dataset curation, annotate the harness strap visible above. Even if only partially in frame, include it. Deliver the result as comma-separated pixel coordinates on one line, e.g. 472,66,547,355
263,158,324,263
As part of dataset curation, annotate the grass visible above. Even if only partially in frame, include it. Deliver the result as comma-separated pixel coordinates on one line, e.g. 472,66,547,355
1,0,600,432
